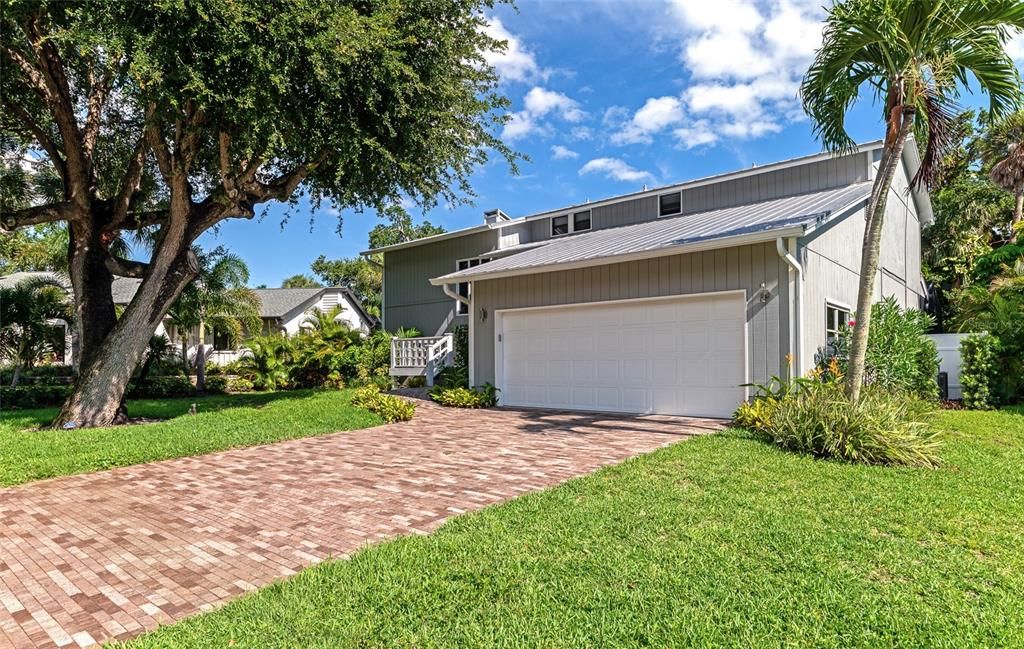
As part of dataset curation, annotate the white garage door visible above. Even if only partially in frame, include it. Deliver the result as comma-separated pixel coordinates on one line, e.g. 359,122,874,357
498,292,746,418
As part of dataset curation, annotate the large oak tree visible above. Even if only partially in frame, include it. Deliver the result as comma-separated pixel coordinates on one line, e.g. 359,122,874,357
1,0,513,426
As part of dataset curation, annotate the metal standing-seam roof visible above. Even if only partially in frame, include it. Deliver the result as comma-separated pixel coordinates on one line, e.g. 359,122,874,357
431,181,873,285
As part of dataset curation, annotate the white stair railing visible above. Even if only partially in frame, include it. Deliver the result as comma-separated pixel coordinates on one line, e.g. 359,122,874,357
390,334,454,385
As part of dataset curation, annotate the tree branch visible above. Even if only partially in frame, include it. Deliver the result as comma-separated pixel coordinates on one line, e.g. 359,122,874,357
82,66,115,158
1,98,68,183
146,112,174,182
20,14,90,207
119,209,169,230
111,133,150,227
104,254,149,278
0,201,77,232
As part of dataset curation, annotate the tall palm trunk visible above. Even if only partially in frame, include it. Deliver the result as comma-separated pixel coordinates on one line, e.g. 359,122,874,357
844,105,915,402
10,337,28,387
195,319,207,392
1011,191,1022,243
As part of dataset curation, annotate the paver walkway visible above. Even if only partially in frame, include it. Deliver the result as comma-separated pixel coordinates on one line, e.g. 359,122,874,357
0,399,723,648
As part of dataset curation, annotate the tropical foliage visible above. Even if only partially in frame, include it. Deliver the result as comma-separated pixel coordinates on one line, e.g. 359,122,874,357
801,0,1024,401
0,275,71,385
351,384,415,423
430,384,499,409
959,334,1002,409
822,297,939,399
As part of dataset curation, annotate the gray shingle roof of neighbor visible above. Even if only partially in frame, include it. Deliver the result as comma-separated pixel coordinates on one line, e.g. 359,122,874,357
251,288,323,318
432,181,874,284
0,270,68,289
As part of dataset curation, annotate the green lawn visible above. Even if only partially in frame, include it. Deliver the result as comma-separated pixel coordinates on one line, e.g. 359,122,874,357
125,407,1024,648
0,390,381,486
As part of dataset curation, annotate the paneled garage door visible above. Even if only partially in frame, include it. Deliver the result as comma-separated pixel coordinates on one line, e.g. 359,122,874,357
497,292,746,418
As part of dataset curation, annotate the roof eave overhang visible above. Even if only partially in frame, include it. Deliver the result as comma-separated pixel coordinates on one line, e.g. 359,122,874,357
428,226,806,286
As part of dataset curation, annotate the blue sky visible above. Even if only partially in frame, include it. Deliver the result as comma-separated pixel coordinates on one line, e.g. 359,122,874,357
199,0,1024,288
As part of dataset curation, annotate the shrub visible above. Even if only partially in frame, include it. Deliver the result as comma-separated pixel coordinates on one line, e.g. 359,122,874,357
430,383,499,408
763,382,940,468
227,376,254,393
435,364,469,389
733,397,779,432
825,297,939,399
452,324,469,369
351,385,415,423
129,376,195,399
960,334,1001,409
0,364,75,385
0,384,70,409
204,375,229,394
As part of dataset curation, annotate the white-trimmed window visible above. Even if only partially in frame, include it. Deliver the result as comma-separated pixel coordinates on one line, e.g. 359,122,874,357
659,192,682,217
572,210,592,232
825,302,851,350
455,257,490,315
551,209,592,236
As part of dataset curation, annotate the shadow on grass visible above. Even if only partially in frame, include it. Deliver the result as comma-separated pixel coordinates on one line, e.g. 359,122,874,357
0,389,328,432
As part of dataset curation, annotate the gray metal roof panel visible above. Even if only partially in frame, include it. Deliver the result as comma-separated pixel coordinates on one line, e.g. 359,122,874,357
434,182,873,283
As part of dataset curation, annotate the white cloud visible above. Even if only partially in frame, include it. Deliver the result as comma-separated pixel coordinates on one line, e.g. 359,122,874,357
482,16,547,83
579,157,653,183
608,0,824,150
673,121,719,149
570,126,594,141
551,145,579,160
612,96,685,145
502,86,586,141
1008,30,1024,66
523,87,586,122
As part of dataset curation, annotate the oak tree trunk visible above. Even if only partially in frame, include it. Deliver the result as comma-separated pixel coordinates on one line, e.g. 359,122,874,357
843,108,914,402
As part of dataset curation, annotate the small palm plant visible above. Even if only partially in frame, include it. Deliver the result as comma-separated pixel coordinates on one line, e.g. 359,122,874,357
239,335,293,391
0,275,71,386
168,246,261,391
801,0,1024,401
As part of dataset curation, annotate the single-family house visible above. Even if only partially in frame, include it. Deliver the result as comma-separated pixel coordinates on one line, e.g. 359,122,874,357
368,140,931,418
0,273,376,367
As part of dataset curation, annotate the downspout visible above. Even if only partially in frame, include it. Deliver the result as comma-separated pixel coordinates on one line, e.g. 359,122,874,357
441,283,469,309
776,237,803,377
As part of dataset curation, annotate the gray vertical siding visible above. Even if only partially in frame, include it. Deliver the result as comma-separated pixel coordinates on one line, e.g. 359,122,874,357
521,152,872,242
383,229,497,335
472,242,791,387
800,155,925,366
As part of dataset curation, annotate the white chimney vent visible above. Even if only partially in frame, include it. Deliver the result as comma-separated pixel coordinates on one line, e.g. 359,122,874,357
484,209,510,225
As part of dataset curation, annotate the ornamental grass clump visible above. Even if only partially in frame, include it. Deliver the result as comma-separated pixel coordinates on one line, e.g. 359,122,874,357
766,382,940,468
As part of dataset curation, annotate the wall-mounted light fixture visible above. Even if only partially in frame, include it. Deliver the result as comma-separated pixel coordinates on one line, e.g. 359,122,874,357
479,307,488,322
758,282,771,303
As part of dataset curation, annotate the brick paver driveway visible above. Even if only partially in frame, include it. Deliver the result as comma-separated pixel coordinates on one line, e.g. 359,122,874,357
0,399,722,648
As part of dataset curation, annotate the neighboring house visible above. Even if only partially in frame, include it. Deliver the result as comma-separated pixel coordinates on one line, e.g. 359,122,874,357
368,140,931,418
0,274,376,368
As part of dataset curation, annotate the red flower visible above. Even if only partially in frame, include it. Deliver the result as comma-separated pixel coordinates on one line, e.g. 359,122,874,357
847,319,856,327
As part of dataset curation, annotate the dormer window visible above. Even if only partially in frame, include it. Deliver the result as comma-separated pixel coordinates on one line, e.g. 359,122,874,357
552,210,592,236
659,192,682,217
551,214,569,236
573,210,592,232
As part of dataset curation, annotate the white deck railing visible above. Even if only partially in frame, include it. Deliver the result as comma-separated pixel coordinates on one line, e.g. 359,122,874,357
391,334,454,385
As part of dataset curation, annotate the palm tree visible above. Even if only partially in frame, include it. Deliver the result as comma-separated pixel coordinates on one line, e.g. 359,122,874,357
0,276,71,386
801,0,1024,401
983,112,1024,242
169,246,262,391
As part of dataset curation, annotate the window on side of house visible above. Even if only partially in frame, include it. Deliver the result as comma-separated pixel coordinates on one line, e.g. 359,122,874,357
572,210,592,232
659,192,682,217
213,327,234,351
456,257,490,315
825,302,851,353
551,214,570,236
